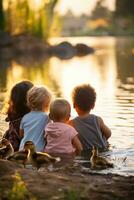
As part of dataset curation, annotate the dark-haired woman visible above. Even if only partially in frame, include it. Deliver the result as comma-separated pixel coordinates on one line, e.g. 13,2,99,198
3,80,33,151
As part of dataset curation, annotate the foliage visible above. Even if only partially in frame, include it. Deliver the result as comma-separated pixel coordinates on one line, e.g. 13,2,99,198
0,0,4,30
63,189,80,200
86,0,113,32
2,0,59,40
90,0,112,20
5,0,30,34
115,0,134,17
7,172,34,200
114,0,134,35
49,12,62,37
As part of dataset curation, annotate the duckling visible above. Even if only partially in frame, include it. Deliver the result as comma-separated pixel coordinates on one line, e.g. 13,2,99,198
24,141,60,169
90,146,113,169
0,138,14,159
8,149,29,167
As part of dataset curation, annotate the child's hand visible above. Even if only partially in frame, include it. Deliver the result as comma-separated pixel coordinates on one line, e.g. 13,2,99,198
72,135,83,155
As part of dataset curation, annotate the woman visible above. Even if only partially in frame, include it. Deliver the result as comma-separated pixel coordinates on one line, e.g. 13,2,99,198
3,80,33,151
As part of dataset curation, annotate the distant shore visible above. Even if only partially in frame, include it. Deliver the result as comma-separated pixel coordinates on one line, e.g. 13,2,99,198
0,32,94,61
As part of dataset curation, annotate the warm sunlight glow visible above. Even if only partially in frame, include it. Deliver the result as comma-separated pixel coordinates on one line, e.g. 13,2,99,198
88,19,109,29
29,0,43,10
49,37,117,123
56,0,115,15
4,0,43,10
6,62,24,91
1,36,134,156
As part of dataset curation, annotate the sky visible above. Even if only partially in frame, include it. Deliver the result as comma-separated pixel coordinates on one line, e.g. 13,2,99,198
56,0,115,16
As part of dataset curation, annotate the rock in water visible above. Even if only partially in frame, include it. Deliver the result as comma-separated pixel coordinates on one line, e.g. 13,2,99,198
75,43,95,56
50,41,76,59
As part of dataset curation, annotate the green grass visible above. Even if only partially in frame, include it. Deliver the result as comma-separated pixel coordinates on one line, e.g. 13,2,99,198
7,172,35,200
63,189,80,200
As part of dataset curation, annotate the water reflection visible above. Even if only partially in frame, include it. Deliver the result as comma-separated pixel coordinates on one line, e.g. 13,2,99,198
0,37,133,126
115,37,134,84
0,36,134,175
0,59,61,97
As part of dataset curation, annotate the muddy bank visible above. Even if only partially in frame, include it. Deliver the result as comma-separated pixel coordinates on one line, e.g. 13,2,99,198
0,32,94,61
0,160,133,200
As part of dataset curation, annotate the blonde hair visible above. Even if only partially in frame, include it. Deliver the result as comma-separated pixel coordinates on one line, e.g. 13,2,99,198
49,98,71,121
27,85,52,111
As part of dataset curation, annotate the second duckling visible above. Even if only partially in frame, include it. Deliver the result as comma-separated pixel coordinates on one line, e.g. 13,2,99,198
90,146,113,170
24,141,60,169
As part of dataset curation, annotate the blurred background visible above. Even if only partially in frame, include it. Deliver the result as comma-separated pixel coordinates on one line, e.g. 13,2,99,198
0,0,134,175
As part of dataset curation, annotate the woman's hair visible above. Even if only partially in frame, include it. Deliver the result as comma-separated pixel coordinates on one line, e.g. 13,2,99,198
72,84,96,112
27,85,52,111
8,80,33,118
49,98,71,121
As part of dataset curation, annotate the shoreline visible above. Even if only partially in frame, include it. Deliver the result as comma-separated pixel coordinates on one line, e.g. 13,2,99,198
0,160,133,200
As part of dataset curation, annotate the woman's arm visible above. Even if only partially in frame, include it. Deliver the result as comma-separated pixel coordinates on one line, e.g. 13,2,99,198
98,117,111,140
19,129,24,139
72,135,83,155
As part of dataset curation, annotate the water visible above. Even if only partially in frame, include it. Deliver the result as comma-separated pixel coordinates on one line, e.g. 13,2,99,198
0,36,134,176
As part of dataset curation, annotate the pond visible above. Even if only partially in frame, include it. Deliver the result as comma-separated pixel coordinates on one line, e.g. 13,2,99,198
0,36,134,176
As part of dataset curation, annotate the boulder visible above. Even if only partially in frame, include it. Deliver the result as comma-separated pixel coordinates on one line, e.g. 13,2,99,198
75,43,95,56
50,41,76,59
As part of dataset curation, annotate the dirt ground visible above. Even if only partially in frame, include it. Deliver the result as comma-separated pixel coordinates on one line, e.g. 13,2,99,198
0,160,134,200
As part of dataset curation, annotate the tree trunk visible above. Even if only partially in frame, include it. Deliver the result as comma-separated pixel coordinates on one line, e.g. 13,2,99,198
0,0,4,31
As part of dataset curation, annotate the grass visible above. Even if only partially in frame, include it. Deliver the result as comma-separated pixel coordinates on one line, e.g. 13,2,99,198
7,172,35,200
63,189,81,200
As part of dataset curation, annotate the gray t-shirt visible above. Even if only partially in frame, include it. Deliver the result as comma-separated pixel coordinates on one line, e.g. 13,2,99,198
72,114,107,150
19,111,49,152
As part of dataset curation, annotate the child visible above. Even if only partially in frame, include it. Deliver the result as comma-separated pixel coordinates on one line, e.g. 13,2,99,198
19,85,52,152
3,80,33,151
69,84,111,151
44,99,83,155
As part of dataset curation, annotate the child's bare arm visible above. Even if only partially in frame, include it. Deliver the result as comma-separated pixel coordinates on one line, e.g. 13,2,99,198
72,135,83,155
19,129,24,139
98,117,111,140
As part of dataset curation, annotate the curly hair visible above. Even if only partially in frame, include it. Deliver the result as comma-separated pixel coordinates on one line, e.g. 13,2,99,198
27,85,52,111
72,84,96,112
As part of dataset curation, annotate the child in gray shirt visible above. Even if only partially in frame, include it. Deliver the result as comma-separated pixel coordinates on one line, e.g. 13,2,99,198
69,84,111,151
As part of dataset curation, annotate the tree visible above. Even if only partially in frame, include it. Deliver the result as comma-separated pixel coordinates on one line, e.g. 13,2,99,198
43,0,59,39
0,0,4,31
3,0,59,40
90,0,111,20
115,0,134,17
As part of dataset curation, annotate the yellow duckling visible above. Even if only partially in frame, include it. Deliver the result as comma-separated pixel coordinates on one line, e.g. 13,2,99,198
24,141,60,169
90,146,113,169
8,148,29,167
0,138,14,159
